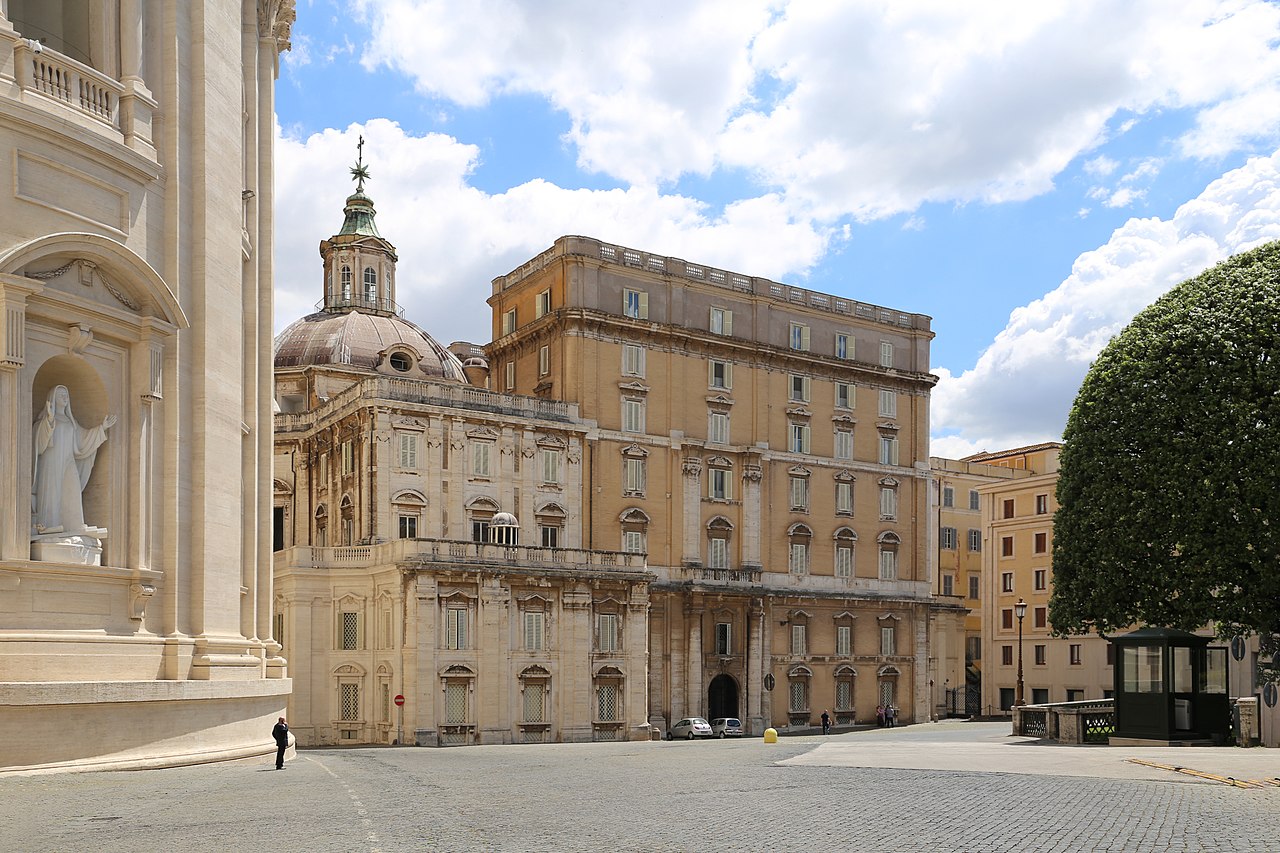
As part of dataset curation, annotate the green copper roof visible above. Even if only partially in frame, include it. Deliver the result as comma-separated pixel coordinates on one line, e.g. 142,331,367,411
337,191,382,238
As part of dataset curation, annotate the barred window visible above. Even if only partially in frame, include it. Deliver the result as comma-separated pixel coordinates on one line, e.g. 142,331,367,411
597,683,619,721
340,611,359,650
380,681,390,723
445,682,467,724
340,683,360,721
836,679,853,710
789,679,807,712
523,682,546,723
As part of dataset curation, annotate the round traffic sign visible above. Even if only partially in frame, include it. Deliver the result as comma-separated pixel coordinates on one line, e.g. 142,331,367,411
394,694,405,707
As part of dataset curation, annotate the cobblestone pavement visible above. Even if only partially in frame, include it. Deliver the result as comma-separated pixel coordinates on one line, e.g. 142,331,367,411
3,722,1278,852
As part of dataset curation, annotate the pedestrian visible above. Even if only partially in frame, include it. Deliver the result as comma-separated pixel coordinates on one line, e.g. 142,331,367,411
888,705,897,728
876,704,885,727
272,716,289,769
821,709,831,735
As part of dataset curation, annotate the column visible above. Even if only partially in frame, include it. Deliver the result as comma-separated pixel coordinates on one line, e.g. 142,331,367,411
681,456,702,566
118,0,157,156
741,463,763,568
747,598,764,734
686,601,704,718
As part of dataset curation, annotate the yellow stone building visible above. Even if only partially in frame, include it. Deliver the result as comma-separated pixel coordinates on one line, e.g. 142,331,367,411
0,2,294,771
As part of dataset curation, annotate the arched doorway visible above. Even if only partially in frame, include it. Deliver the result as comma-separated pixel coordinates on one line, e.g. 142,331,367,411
707,673,739,720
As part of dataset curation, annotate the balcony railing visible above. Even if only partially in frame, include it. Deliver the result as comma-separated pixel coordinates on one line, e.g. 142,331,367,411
280,538,647,573
316,295,405,318
14,40,122,133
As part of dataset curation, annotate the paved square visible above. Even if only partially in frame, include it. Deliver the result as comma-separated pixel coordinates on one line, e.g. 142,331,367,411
3,722,1278,851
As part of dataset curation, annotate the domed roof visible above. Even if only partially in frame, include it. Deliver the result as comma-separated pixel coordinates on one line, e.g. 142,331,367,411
274,308,467,381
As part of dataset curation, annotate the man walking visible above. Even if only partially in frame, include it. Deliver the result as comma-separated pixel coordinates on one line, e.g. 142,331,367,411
272,716,289,770
820,709,831,735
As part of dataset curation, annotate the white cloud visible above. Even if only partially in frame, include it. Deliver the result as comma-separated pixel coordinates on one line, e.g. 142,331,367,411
351,1,1280,220
1084,155,1119,177
1104,187,1145,208
930,149,1280,456
274,120,835,342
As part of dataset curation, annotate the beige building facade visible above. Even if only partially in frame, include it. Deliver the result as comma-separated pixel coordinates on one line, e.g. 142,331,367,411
0,2,294,771
487,236,962,734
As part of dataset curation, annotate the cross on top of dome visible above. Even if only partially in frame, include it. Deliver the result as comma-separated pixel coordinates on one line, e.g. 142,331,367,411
350,135,370,193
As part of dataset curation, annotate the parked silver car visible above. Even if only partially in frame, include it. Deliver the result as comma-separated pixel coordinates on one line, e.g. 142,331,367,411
668,717,713,739
710,717,743,738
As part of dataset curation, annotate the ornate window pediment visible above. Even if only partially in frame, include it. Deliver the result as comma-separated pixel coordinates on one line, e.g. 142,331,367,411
832,413,856,425
834,665,858,678
788,665,813,678
877,612,902,622
706,515,734,532
789,609,812,621
594,665,624,678
465,495,501,511
517,593,552,607
272,478,292,494
878,477,899,487
787,522,812,537
707,455,732,468
878,665,901,676
466,426,499,440
619,507,650,524
833,610,858,621
877,531,901,545
788,465,812,477
705,394,734,409
392,489,427,505
333,663,366,676
441,664,475,678
834,470,856,482
520,665,551,679
833,527,857,541
535,433,567,449
618,380,649,395
535,501,567,518
620,443,649,458
785,405,812,419
877,422,900,431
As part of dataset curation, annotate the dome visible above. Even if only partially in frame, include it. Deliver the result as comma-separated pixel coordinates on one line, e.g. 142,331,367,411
491,512,519,526
273,308,467,382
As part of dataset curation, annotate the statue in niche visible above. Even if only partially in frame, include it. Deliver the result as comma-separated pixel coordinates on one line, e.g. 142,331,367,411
31,385,116,552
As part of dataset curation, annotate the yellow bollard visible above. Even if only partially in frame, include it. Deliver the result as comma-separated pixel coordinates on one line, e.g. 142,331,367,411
763,727,778,743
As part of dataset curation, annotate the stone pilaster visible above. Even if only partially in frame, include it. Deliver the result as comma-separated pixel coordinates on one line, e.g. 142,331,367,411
681,456,702,566
747,598,764,734
686,601,704,718
741,463,763,567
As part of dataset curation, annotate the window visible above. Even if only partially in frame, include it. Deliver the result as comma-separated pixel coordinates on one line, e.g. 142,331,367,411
341,440,355,475
1001,536,1014,557
622,344,645,377
835,543,853,578
878,435,899,466
834,429,853,460
623,288,648,319
942,574,954,596
789,543,809,575
275,611,285,650
836,677,854,711
1001,572,1014,592
364,266,377,301
1066,689,1084,702
1034,568,1047,591
446,607,467,650
622,399,645,433
536,288,551,318
538,345,550,376
707,536,728,569
790,323,811,351
502,307,517,335
389,349,410,372
969,575,980,599
1001,609,1014,630
340,683,360,722
471,516,491,544
1034,531,1048,554
1035,494,1048,515
835,333,851,360
1002,498,1015,519
340,611,360,650
715,622,731,656
708,411,730,445
879,486,897,520
878,389,897,417
1002,645,1014,666
790,374,810,402
836,625,852,656
942,486,954,508
398,515,417,539
504,361,515,390
623,457,646,495
597,614,619,652
622,530,645,554
940,527,957,549
539,524,559,548
445,682,468,724
380,680,390,723
835,481,853,515
791,624,807,655
999,687,1015,711
835,382,854,409
1034,645,1047,666
879,341,894,367
710,467,732,501
597,683,619,722
967,637,982,662
790,475,809,511
523,681,546,723
1070,644,1082,665
968,529,982,552
969,490,980,511
709,360,733,389
710,306,733,335
523,610,546,651
541,449,560,485
789,423,811,454
878,547,897,580
1033,606,1047,629
790,679,808,712
880,626,895,656
472,442,491,477
398,432,418,469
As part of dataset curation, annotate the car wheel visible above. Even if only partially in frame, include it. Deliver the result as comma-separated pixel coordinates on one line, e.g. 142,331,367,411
717,731,724,738
666,731,673,741
687,732,695,740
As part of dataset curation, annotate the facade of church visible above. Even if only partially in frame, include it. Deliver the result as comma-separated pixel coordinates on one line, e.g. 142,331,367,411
0,2,294,771
274,162,966,745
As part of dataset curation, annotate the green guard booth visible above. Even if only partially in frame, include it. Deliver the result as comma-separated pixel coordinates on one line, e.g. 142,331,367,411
1111,628,1231,745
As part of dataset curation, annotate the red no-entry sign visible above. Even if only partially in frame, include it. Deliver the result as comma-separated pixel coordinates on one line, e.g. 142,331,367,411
394,694,405,706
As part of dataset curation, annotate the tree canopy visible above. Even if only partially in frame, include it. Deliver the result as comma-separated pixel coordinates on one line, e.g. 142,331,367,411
1050,240,1280,674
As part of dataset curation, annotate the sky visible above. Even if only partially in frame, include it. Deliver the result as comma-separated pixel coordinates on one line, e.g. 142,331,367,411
273,0,1280,458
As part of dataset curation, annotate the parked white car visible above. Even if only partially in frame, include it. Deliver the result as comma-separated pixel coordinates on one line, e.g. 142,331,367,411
668,717,713,740
710,717,744,738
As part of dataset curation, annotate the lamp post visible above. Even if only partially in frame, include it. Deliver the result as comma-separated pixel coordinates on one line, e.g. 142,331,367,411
1014,598,1027,707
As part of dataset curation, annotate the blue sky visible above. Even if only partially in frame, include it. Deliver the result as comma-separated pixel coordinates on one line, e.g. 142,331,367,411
273,0,1280,456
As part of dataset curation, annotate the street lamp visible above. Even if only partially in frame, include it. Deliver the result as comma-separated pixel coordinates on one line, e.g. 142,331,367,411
1014,597,1028,707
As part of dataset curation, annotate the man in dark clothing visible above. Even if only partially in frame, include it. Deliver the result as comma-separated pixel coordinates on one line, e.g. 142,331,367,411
820,710,831,735
272,717,289,769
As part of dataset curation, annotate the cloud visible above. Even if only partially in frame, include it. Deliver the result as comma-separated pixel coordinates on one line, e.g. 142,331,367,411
1104,187,1145,208
274,120,836,342
930,149,1280,455
1084,155,1118,177
350,1,1280,220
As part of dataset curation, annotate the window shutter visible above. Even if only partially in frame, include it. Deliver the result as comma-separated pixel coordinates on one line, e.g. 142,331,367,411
638,292,649,319
723,310,733,336
800,325,811,351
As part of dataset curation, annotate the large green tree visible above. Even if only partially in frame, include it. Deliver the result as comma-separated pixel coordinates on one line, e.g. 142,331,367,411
1051,240,1280,681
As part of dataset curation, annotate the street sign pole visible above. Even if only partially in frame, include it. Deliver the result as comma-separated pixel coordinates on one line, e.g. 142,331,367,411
395,693,406,745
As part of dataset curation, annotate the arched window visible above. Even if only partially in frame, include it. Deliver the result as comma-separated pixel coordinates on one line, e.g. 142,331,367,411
878,531,901,581
339,494,355,546
340,265,352,301
314,504,328,548
466,497,499,543
787,523,812,575
439,665,475,745
706,516,733,570
834,665,857,724
364,266,377,302
593,665,625,741
787,664,812,724
834,528,857,578
518,665,552,743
